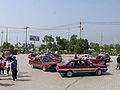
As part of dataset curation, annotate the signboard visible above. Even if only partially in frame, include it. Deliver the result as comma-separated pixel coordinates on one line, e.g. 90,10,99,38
29,35,39,41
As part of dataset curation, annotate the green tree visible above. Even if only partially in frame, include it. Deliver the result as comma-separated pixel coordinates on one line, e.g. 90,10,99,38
42,35,54,50
90,42,100,52
74,39,89,54
2,42,14,51
103,44,111,52
68,34,77,53
51,42,58,51
115,44,120,54
56,36,69,50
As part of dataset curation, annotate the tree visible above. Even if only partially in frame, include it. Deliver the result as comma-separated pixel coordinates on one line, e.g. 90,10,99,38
68,35,77,53
74,39,89,54
40,44,46,50
103,44,111,52
42,35,54,50
51,42,58,51
115,44,120,54
2,42,14,51
56,36,69,51
90,42,100,52
43,35,54,44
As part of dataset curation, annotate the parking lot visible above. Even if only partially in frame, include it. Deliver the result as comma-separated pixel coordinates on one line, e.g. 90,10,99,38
0,54,120,90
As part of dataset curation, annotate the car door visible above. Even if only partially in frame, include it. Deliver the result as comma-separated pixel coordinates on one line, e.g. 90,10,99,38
33,58,39,67
79,60,96,73
37,57,42,68
67,60,81,74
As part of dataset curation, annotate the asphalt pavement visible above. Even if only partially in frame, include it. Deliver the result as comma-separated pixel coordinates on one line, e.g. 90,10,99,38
0,54,120,90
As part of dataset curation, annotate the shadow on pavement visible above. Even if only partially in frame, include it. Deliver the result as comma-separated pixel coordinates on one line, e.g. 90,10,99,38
16,79,32,82
61,72,112,78
0,83,14,87
17,71,31,78
18,75,31,78
102,72,112,76
0,78,12,80
18,72,28,74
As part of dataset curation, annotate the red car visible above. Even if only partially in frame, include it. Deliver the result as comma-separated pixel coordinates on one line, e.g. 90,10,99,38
85,55,106,65
57,59,108,77
46,54,62,63
2,51,13,60
29,56,57,71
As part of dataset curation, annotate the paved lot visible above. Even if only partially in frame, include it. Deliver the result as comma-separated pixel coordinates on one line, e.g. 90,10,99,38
0,54,120,90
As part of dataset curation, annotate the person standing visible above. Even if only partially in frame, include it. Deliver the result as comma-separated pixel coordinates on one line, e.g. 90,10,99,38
0,57,5,75
11,56,17,81
116,55,120,70
0,57,3,75
74,54,78,59
6,60,11,75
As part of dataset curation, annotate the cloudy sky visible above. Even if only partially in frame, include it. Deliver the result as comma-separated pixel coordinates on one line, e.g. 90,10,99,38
0,0,120,45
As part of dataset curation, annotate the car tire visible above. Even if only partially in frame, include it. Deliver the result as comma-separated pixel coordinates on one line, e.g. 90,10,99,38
66,71,73,77
96,69,102,76
31,64,35,68
42,66,47,72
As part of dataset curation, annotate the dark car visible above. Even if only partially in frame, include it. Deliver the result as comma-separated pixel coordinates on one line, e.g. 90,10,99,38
57,59,108,77
29,56,57,71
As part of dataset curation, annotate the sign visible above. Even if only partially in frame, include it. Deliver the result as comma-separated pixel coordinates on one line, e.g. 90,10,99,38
29,35,39,41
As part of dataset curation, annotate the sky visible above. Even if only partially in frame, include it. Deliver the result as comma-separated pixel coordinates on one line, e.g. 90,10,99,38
0,0,120,46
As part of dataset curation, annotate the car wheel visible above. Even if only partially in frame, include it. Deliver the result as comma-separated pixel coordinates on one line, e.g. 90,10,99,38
31,64,35,68
96,69,102,76
43,66,47,72
66,71,73,77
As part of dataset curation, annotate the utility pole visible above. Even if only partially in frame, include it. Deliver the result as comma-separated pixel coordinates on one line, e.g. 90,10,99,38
101,32,103,46
6,28,8,43
25,26,29,53
79,18,83,39
1,31,3,46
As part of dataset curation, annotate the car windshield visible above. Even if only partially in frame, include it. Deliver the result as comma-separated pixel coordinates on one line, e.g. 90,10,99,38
4,51,12,57
42,58,51,62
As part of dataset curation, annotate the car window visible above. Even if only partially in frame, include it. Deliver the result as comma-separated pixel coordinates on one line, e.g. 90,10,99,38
34,58,40,61
81,60,90,66
74,61,81,66
42,58,50,62
68,61,81,66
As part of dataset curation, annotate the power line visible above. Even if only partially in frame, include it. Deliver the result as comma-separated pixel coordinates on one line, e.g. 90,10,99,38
0,26,24,29
0,21,120,31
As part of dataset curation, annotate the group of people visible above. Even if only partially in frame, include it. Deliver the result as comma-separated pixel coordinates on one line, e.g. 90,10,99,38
0,56,18,81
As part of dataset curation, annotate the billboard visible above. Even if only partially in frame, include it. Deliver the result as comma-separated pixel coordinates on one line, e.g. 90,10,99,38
29,35,39,41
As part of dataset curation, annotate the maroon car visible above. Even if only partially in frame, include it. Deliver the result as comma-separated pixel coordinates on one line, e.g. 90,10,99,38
57,59,108,77
29,56,57,71
85,55,106,65
2,51,13,60
46,54,62,63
